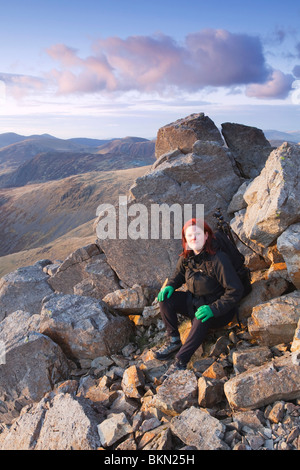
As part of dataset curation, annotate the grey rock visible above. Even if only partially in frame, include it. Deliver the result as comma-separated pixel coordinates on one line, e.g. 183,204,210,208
171,406,229,450
221,122,273,179
198,376,224,408
277,223,300,289
224,354,300,410
227,180,250,215
103,284,149,314
40,293,133,361
232,346,272,374
0,310,70,424
151,369,198,416
0,393,103,450
248,291,300,346
243,143,300,248
0,262,54,321
155,113,223,158
97,412,133,447
48,244,120,298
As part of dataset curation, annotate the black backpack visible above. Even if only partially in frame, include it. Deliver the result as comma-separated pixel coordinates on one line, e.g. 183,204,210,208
212,209,252,299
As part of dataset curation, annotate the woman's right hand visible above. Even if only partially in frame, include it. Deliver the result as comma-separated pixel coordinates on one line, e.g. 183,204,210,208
157,286,174,302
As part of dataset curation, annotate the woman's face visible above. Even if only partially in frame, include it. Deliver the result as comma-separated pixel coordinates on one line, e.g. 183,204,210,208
185,225,208,254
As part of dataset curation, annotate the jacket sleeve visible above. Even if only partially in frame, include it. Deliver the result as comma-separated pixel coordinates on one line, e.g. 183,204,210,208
209,251,244,318
166,256,186,290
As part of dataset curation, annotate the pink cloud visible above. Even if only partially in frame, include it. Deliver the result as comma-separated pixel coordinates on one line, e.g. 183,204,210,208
92,34,184,92
46,44,81,67
246,69,294,99
45,30,293,99
0,72,44,100
46,44,117,94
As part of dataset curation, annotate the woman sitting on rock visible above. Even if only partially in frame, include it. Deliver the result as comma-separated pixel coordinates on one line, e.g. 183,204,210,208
155,218,244,378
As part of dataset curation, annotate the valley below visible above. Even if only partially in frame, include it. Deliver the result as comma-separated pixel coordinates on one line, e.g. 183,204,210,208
0,132,155,277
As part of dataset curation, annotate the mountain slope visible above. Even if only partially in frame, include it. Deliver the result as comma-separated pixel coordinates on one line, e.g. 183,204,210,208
0,221,96,278
0,166,149,261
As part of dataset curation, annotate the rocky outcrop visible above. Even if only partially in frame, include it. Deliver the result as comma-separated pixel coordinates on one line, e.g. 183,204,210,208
1,317,299,450
155,113,224,159
0,392,104,450
247,291,300,346
241,143,300,248
47,244,120,297
224,354,300,411
40,293,133,361
0,310,70,424
221,122,273,179
97,138,242,289
0,260,54,321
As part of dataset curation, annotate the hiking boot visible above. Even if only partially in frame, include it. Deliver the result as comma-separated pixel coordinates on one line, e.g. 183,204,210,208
160,358,187,382
154,337,182,361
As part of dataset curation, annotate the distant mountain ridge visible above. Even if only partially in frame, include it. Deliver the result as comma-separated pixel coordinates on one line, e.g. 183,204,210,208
0,148,155,188
0,134,155,187
263,129,300,143
0,132,110,150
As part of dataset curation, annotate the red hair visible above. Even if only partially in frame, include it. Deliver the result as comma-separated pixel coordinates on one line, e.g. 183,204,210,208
180,218,216,258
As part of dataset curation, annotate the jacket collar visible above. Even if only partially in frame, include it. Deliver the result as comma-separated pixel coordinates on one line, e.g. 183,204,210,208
187,249,210,264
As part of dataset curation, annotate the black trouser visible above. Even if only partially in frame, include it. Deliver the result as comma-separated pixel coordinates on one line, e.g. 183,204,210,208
159,291,235,364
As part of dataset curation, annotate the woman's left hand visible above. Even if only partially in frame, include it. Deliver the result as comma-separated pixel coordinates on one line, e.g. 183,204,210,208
195,305,214,322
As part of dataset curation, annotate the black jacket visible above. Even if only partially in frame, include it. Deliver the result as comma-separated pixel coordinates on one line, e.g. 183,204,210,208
167,249,244,318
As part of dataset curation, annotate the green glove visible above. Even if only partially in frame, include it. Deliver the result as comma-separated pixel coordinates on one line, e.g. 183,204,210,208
157,286,174,302
195,305,214,322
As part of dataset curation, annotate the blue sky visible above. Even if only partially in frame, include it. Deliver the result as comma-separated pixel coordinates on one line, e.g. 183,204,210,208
0,0,300,139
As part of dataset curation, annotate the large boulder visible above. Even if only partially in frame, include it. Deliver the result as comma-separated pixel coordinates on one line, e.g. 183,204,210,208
47,244,120,298
0,310,70,424
151,370,198,416
155,113,223,159
242,143,300,248
170,406,229,450
224,354,300,411
96,131,242,289
39,293,133,361
221,122,273,179
0,261,54,321
0,392,104,450
247,291,300,346
238,275,289,321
